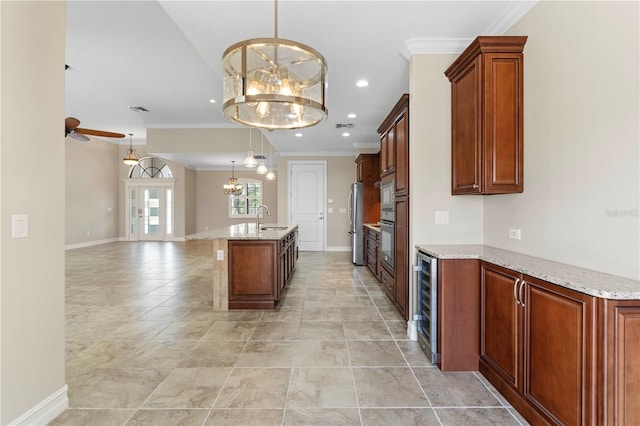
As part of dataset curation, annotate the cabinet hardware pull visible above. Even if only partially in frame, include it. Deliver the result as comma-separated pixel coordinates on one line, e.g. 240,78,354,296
472,184,479,189
519,280,526,307
513,278,521,305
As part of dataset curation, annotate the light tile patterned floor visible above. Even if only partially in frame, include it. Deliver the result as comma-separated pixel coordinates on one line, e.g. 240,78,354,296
51,241,529,425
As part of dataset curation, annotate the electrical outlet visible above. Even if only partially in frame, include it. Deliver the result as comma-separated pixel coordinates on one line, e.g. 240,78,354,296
435,211,449,225
216,250,224,260
508,228,521,240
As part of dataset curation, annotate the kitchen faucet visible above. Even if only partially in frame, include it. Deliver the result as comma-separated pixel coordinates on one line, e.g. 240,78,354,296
256,205,271,230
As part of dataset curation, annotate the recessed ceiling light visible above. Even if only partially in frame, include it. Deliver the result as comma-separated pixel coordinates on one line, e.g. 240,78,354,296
342,132,350,137
347,113,357,119
209,99,216,103
356,80,369,88
295,133,303,137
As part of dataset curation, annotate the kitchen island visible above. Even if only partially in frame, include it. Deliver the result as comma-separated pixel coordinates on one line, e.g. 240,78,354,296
187,223,298,310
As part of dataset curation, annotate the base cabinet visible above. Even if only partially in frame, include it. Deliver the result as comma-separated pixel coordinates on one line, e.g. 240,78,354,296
363,226,381,282
480,262,595,425
228,230,297,309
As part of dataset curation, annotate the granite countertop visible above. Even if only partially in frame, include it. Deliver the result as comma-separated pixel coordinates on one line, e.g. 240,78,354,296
364,223,381,232
186,223,297,241
416,244,640,300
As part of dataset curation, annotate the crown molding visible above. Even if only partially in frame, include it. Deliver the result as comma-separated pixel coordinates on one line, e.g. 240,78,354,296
484,1,538,35
401,1,538,59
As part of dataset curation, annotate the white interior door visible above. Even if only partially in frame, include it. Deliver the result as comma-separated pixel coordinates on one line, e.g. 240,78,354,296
290,162,326,251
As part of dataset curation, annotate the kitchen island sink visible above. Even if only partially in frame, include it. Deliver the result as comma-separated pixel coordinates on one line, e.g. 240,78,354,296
186,223,298,310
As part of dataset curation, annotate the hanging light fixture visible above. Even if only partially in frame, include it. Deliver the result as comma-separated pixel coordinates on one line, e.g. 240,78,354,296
222,0,328,129
122,133,139,165
266,143,276,180
223,161,244,196
256,132,268,174
243,128,257,167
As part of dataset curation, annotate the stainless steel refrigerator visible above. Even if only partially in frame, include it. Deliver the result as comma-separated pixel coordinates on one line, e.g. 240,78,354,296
348,182,364,265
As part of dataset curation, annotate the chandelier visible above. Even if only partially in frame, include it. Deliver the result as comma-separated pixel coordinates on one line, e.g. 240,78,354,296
223,161,243,196
122,133,139,165
222,0,328,129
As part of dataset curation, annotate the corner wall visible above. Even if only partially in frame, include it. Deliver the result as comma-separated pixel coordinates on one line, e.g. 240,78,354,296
485,1,640,279
1,2,67,423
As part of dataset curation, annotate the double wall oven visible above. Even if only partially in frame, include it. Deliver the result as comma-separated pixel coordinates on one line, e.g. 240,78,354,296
380,179,394,270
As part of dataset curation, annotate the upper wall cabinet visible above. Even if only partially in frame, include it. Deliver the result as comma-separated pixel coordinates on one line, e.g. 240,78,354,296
445,36,527,195
377,94,409,196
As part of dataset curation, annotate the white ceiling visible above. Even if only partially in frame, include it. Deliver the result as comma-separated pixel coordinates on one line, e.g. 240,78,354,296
65,0,535,169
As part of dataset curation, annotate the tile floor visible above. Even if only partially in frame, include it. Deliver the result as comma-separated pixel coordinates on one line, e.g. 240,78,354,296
51,241,529,426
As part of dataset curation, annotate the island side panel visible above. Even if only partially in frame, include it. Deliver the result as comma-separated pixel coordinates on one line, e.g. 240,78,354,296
212,238,228,311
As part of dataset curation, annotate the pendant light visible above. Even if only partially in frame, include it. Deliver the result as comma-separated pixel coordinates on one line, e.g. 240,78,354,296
122,133,139,165
266,143,276,181
222,0,328,130
243,128,257,168
256,132,268,174
223,161,243,196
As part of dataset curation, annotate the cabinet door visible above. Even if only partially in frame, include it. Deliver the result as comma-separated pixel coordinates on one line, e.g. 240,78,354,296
381,127,395,176
394,111,408,196
394,196,408,319
480,262,522,390
523,276,594,426
482,53,523,193
356,160,363,182
451,56,482,194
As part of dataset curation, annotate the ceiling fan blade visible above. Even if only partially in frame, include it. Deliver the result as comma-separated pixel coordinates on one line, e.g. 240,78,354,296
65,117,80,130
75,127,126,138
68,130,90,142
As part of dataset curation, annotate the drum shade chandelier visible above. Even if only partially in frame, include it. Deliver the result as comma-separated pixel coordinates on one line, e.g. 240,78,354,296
222,0,328,129
223,161,243,196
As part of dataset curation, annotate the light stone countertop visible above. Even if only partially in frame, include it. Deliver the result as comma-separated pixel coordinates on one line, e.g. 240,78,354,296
416,244,640,300
186,223,297,241
364,223,381,232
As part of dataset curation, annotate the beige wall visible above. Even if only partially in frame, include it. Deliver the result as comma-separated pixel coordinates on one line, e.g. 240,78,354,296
1,1,67,423
277,156,354,250
410,1,639,281
185,167,197,235
66,137,120,245
484,1,639,280
195,169,278,232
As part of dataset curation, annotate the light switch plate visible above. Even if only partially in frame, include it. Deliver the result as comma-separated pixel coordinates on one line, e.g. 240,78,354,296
12,214,29,238
435,211,449,225
216,250,224,260
509,228,522,240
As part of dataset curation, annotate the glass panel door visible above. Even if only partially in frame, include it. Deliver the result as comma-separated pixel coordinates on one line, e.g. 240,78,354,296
139,187,164,241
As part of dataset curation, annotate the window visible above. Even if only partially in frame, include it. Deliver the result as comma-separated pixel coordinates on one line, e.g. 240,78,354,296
129,157,173,179
229,179,263,218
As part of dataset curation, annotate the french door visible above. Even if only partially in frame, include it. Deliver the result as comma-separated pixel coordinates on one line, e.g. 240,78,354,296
124,180,174,241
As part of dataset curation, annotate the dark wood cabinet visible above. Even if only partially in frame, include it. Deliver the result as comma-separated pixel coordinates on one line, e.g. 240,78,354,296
480,262,595,425
445,36,527,195
377,94,410,320
355,153,381,224
393,196,408,319
363,225,381,282
598,299,640,425
228,229,298,309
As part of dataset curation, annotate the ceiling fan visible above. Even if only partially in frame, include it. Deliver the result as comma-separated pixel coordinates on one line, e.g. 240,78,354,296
64,117,125,142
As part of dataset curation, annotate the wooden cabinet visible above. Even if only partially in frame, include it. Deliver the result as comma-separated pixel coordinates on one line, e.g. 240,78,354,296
480,262,595,425
380,265,394,299
393,196,409,319
445,36,527,195
437,259,480,371
377,94,409,197
598,300,640,425
228,229,298,309
355,153,381,224
363,226,381,282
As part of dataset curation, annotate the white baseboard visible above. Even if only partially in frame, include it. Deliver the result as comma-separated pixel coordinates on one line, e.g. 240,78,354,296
326,246,350,252
65,238,119,250
10,385,68,426
407,320,418,341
